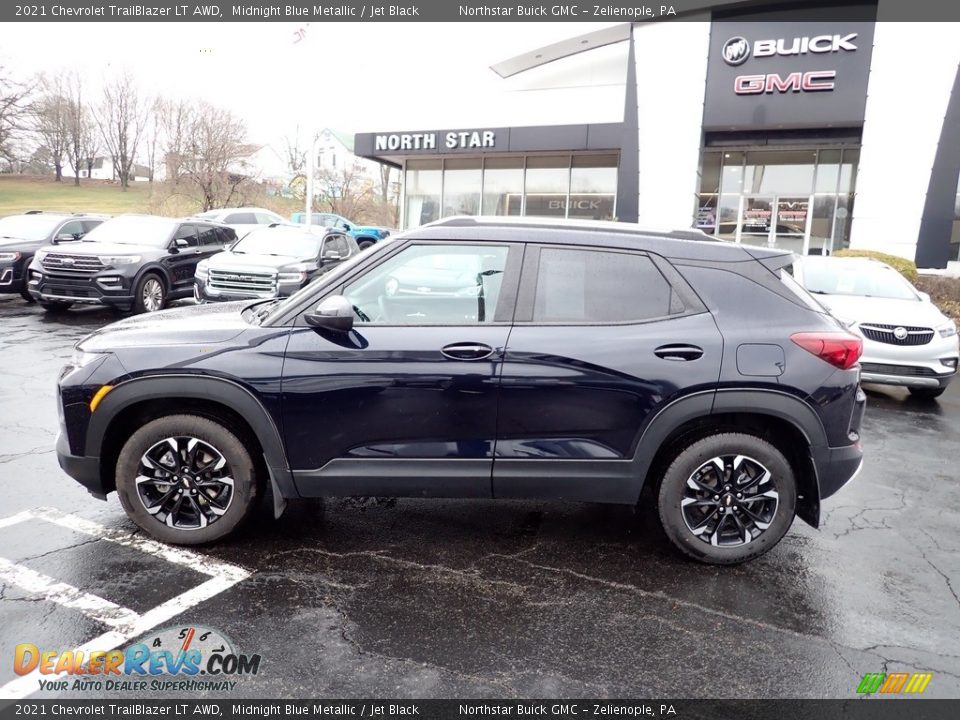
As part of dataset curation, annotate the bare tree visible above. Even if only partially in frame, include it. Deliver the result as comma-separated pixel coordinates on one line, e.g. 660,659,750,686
81,118,100,179
33,72,71,181
0,65,33,165
178,101,255,211
95,70,149,189
315,161,377,221
283,128,307,179
142,98,161,183
63,72,91,186
156,97,190,185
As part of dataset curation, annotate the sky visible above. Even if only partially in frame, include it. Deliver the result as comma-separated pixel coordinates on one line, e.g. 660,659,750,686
1,21,621,150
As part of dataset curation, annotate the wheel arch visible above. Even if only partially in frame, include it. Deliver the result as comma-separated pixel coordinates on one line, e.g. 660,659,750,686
634,389,826,528
86,375,296,500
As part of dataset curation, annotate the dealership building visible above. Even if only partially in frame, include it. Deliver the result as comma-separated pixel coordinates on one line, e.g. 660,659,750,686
355,1,960,268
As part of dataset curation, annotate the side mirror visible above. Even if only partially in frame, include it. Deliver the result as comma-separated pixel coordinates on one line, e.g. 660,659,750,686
304,295,354,332
170,238,189,254
54,233,79,244
918,291,931,303
321,249,342,262
342,223,352,232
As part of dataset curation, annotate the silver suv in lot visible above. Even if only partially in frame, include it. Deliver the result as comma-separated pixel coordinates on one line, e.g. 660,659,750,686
794,256,959,399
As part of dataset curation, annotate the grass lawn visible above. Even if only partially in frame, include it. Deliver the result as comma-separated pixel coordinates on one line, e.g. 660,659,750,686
0,175,160,217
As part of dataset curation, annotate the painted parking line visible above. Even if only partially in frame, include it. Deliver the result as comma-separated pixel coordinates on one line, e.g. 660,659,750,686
0,507,250,699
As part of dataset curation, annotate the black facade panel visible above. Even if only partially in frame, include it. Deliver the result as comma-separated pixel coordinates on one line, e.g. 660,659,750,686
507,125,588,152
916,65,960,269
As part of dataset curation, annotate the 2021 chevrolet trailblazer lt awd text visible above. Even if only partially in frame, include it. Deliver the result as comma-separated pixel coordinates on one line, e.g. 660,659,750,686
54,217,866,565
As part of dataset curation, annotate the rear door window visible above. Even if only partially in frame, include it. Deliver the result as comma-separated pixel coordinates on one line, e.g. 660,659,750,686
529,247,675,323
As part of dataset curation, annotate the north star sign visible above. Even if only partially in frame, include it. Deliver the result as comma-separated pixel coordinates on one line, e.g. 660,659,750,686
375,131,497,152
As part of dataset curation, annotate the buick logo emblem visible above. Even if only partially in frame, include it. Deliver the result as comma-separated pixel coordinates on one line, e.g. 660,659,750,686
722,36,751,65
893,327,908,340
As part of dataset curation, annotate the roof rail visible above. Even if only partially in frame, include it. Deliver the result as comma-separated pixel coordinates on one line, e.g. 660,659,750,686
425,216,719,242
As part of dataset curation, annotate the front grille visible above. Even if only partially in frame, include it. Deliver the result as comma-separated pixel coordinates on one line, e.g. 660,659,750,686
859,323,934,346
42,253,105,275
46,285,98,299
208,269,277,295
860,363,938,377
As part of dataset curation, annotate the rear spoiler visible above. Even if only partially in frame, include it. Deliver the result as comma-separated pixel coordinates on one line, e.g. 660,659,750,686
740,244,796,271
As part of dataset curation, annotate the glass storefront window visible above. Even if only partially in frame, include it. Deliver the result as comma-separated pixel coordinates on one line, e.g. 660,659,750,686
442,158,481,218
744,150,817,195
839,149,859,194
814,149,841,194
524,156,570,218
405,160,442,228
701,146,859,254
569,154,617,220
481,157,523,216
720,152,746,195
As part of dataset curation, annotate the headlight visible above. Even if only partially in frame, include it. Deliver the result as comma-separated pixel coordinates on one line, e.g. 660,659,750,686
0,251,21,262
195,261,209,280
98,255,141,266
69,347,108,369
35,249,49,263
277,271,307,284
937,321,958,338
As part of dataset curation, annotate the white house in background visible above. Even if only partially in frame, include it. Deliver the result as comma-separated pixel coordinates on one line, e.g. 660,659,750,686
314,128,380,181
64,157,150,182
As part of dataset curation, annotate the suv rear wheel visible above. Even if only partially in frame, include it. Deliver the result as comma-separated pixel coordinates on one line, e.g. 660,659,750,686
657,433,796,565
115,414,259,544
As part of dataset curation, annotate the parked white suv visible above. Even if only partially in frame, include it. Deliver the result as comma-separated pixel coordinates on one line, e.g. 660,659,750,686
194,207,285,240
794,256,959,399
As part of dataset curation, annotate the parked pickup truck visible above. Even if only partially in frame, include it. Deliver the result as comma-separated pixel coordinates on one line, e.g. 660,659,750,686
290,212,391,250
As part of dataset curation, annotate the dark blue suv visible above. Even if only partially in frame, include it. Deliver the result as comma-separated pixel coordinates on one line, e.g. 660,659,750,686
55,217,865,564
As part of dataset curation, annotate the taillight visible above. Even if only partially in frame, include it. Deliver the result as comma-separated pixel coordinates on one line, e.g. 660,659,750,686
790,332,862,370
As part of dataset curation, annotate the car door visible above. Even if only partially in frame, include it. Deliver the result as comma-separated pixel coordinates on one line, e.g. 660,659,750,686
165,223,201,292
280,240,522,499
492,244,724,504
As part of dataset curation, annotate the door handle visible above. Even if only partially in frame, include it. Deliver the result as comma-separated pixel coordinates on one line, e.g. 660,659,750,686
654,344,704,361
441,342,495,361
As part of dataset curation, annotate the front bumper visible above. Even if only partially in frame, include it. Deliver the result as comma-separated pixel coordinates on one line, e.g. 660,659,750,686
56,431,106,499
28,270,134,308
0,261,27,294
857,334,959,389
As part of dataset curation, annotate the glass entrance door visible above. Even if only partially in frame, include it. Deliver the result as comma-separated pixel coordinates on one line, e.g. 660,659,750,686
736,194,812,254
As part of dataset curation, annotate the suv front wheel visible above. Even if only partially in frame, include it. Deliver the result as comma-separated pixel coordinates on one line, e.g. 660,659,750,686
115,414,259,544
657,433,797,565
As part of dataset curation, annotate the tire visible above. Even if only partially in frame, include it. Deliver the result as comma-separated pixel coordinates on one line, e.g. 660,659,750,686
40,300,72,313
20,288,35,303
115,414,260,545
357,239,375,251
657,432,797,565
133,273,166,314
908,387,946,400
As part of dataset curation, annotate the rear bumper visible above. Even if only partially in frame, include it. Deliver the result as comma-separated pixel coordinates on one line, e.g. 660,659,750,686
56,431,106,499
814,441,864,500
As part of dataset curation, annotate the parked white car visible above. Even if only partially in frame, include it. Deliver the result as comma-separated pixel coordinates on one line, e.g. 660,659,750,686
793,256,959,399
194,207,285,240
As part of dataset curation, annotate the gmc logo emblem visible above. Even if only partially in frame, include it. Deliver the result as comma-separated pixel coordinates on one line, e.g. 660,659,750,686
734,71,837,94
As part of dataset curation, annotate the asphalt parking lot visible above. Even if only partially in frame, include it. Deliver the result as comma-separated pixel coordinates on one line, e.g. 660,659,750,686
1,294,959,700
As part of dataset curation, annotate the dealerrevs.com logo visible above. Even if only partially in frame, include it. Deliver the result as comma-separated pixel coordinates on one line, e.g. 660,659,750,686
14,625,262,693
722,36,751,65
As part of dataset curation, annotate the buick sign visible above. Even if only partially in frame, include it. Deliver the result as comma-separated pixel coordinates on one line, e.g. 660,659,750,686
722,37,751,66
722,33,858,65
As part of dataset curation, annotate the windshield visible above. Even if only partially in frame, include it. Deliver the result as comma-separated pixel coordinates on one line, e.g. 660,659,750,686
83,216,177,247
0,214,65,240
799,260,918,301
232,228,322,257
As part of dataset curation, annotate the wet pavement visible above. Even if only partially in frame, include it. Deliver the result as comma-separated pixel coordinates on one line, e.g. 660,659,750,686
1,294,959,699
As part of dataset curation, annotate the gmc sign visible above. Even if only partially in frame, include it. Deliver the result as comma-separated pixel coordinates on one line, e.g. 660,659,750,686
734,71,837,95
